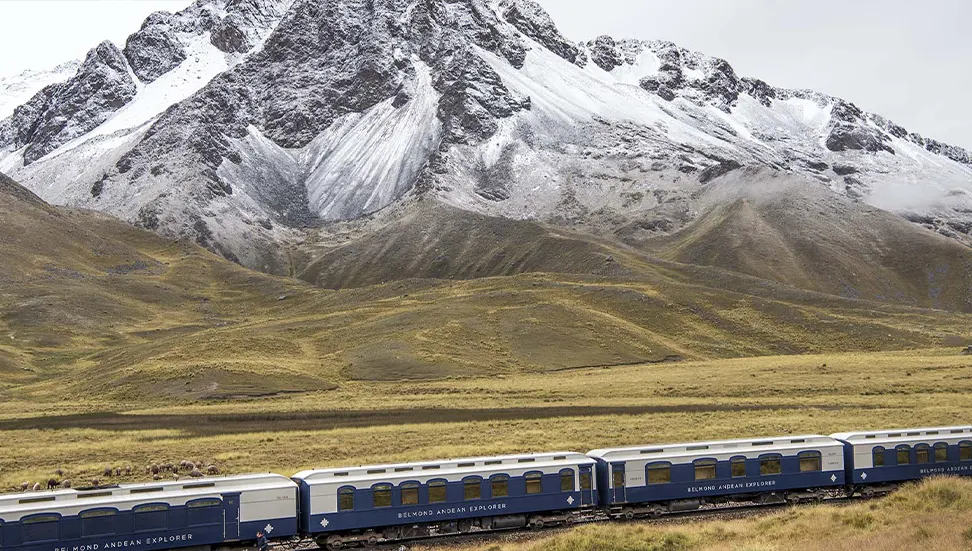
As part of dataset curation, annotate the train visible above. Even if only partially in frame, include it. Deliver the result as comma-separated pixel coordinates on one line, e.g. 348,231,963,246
1,424,970,551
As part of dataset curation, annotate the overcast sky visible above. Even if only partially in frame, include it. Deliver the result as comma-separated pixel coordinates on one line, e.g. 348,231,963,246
1,0,969,148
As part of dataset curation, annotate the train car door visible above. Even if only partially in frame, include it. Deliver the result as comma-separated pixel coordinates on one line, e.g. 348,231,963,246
580,465,594,505
611,463,626,503
222,493,241,541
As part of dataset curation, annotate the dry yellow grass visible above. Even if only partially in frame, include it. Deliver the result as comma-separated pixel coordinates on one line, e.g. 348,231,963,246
424,477,972,551
0,348,970,491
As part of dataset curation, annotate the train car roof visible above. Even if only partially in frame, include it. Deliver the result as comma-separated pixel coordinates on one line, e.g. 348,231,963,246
831,425,972,444
293,452,594,485
0,473,295,518
588,435,841,462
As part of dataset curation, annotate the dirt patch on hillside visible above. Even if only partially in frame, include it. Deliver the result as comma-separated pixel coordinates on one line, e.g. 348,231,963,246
0,403,879,436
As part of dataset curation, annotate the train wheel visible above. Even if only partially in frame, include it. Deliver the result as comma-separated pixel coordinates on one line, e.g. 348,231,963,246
324,536,343,551
623,508,635,520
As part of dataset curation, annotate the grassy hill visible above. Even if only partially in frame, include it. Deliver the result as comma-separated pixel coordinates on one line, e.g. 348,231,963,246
638,168,972,312
2,170,971,403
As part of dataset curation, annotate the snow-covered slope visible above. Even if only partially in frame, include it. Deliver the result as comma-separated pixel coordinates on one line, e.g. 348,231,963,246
0,61,81,119
1,0,970,273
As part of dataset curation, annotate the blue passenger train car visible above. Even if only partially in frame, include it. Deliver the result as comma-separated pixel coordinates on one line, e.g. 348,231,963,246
0,475,297,551
293,452,597,549
831,425,972,494
588,435,845,514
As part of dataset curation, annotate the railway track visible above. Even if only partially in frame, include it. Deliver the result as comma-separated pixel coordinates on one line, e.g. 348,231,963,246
269,494,862,551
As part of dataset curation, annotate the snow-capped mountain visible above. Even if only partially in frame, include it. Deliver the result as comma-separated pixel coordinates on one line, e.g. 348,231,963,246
1,0,970,272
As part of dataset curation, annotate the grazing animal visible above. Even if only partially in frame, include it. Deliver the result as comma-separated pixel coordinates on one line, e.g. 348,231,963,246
103,467,113,477
19,482,29,491
207,465,220,475
190,469,203,478
54,468,64,477
47,478,59,490
151,465,160,475
185,462,196,471
32,483,41,491
61,479,72,488
180,460,188,468
124,466,132,475
91,479,100,488
152,474,161,481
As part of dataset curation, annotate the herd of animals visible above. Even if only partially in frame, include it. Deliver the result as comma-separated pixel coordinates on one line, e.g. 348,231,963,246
14,463,221,493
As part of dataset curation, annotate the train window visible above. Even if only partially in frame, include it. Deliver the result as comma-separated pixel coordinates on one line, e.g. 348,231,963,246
873,446,885,467
491,475,509,498
372,484,392,508
21,515,59,542
463,477,482,500
731,457,747,478
648,463,671,484
759,456,782,475
429,480,447,503
187,498,221,526
401,483,419,505
560,469,575,492
188,498,221,508
526,472,543,494
580,472,592,491
896,445,911,465
18,496,55,504
458,463,475,468
935,443,949,462
799,452,822,472
338,487,355,511
961,442,972,461
130,487,163,494
485,460,502,466
133,504,169,532
395,467,414,473
694,459,717,481
612,466,625,489
916,445,930,464
80,509,116,538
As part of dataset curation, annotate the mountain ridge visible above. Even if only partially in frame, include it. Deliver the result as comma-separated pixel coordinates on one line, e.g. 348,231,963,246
0,0,969,300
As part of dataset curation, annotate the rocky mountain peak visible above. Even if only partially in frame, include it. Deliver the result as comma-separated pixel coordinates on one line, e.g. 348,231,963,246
1,0,970,272
0,40,136,165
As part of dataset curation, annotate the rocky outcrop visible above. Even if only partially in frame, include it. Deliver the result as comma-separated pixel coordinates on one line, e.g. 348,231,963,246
825,100,894,154
0,41,136,164
124,13,189,83
436,50,529,144
501,0,578,63
587,36,623,72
